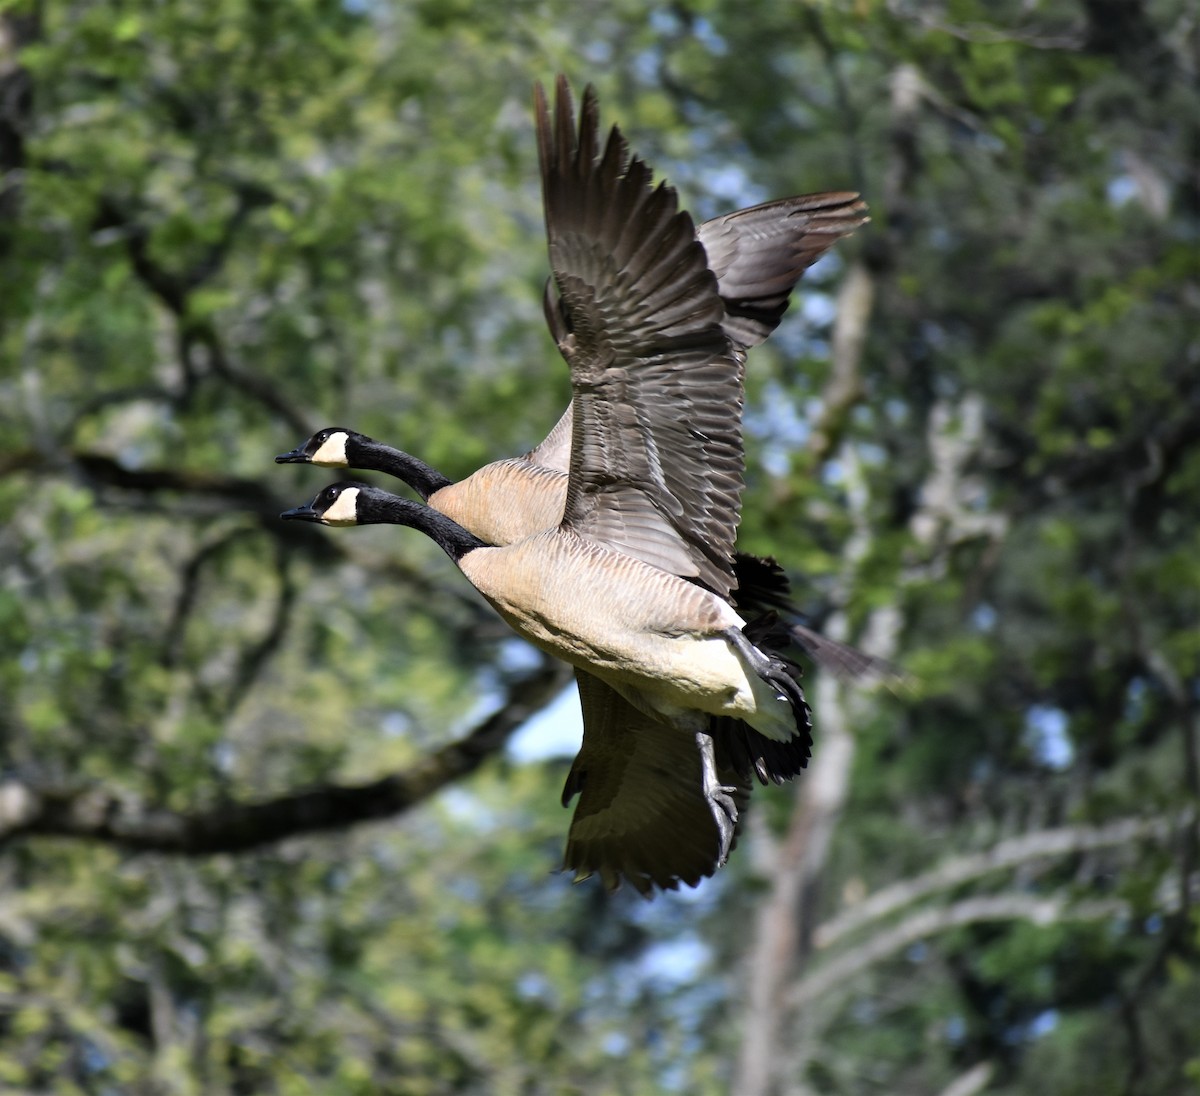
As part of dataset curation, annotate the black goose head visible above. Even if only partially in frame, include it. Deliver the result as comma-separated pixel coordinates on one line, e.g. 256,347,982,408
276,428,371,468
281,482,488,560
280,481,366,526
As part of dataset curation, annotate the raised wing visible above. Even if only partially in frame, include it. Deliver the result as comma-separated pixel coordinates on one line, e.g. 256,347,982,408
527,189,867,474
562,670,750,895
697,192,869,348
535,75,745,595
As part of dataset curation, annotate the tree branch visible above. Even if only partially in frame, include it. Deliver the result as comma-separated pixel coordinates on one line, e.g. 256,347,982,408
160,527,258,669
790,893,1126,1013
806,261,874,464
181,178,275,293
736,371,881,1096
91,193,315,435
0,658,572,855
186,320,314,438
0,9,38,253
814,815,1171,949
0,447,277,505
937,1061,996,1096
221,538,297,717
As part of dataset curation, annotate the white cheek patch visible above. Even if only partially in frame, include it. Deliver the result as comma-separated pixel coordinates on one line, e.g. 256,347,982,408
311,432,349,466
322,487,361,526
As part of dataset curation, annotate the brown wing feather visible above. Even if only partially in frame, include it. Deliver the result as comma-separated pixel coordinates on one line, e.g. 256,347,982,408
534,76,745,596
562,670,750,896
527,124,867,485
697,192,870,348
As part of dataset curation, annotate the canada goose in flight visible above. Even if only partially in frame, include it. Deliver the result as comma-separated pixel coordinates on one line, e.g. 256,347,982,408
277,145,869,657
281,77,864,892
283,481,809,892
277,426,881,680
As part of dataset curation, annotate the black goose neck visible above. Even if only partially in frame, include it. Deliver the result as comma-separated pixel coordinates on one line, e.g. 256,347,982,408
350,438,454,500
357,487,487,561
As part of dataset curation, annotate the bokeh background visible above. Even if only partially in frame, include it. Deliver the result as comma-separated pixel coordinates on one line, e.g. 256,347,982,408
1,1,1198,1093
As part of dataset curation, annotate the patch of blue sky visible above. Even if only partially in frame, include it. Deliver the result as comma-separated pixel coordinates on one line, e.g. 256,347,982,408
1028,1009,1060,1039
1024,705,1074,770
1106,175,1139,207
697,163,767,210
746,379,812,476
507,683,582,762
602,1030,630,1056
380,710,410,738
971,603,997,632
638,934,712,990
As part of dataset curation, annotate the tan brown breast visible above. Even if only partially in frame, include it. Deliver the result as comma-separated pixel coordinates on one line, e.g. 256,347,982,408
429,459,568,546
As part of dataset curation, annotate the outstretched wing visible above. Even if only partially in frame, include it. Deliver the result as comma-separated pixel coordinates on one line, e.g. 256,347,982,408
526,191,867,473
535,75,744,596
697,192,869,348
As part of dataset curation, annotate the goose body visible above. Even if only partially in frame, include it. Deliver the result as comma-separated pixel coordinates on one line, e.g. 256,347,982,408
462,529,795,740
278,77,865,893
288,485,804,743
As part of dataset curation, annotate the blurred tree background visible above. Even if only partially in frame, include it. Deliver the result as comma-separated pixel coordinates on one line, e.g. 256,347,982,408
1,0,1198,1092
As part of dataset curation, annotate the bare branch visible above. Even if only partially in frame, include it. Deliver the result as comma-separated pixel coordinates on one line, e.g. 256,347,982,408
790,893,1126,1013
815,815,1171,949
0,659,572,855
937,1062,996,1096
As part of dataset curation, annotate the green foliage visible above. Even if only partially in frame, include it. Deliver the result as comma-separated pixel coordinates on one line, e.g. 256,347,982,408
2,0,1198,1092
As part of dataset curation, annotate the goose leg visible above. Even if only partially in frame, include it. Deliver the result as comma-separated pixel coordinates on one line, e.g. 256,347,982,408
696,729,739,866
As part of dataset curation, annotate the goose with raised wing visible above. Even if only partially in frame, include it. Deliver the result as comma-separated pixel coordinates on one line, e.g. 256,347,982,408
277,192,867,549
276,100,870,667
281,78,864,893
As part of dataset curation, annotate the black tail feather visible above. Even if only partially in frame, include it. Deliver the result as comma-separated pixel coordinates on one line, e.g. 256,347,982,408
716,613,813,785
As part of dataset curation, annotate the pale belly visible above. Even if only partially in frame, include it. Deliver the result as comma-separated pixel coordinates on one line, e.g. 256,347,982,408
460,533,794,738
494,605,755,721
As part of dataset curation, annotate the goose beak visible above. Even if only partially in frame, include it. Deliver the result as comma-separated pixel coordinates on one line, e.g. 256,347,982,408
280,501,324,523
275,446,310,464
